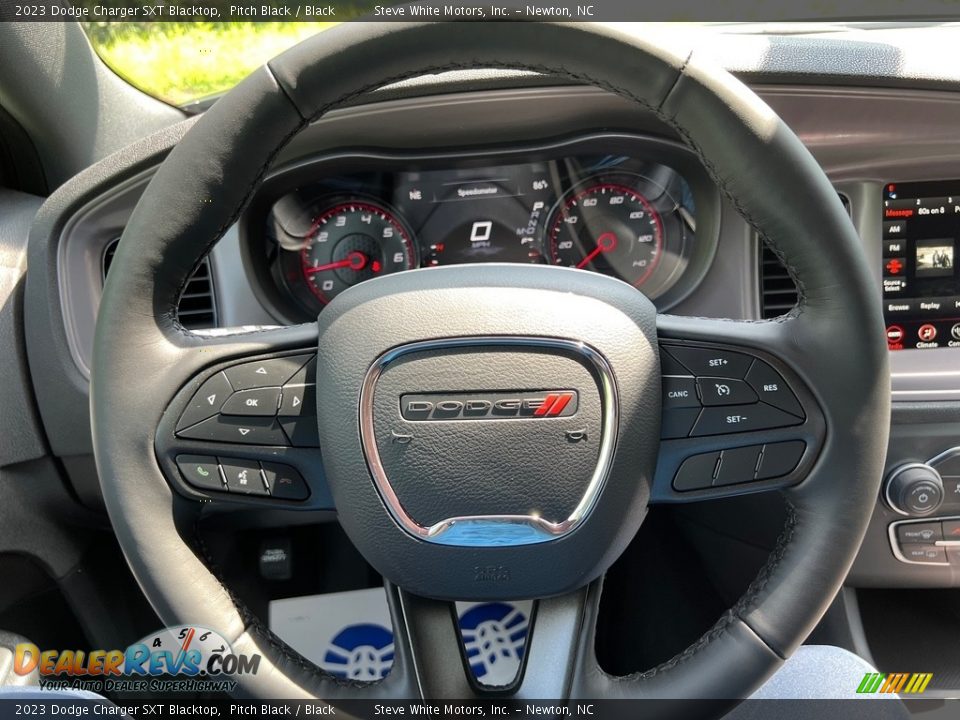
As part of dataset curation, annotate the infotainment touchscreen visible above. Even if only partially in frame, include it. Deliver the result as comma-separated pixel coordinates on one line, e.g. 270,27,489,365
882,180,960,350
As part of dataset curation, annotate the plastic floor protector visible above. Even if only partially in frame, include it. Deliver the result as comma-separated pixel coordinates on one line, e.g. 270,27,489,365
269,587,533,686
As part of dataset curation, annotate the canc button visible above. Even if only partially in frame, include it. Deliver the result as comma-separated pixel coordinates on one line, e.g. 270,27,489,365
662,376,699,408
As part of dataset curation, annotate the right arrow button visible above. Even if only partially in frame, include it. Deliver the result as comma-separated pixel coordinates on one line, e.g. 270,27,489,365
279,384,316,417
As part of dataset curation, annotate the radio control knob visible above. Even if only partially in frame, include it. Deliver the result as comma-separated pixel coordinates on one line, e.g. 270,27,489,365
885,464,944,516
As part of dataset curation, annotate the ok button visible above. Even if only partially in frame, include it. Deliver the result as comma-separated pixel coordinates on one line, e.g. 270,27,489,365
221,387,282,416
697,377,758,406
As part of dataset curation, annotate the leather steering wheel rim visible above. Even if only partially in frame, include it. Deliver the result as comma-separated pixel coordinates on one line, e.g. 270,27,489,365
91,21,889,704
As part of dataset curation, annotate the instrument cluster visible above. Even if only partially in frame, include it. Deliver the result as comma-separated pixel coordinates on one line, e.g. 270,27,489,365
241,135,717,321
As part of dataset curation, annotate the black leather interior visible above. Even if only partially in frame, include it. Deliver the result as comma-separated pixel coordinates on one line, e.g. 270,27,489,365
91,21,889,702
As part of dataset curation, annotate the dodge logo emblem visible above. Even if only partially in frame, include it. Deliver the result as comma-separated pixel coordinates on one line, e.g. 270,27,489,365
400,391,578,421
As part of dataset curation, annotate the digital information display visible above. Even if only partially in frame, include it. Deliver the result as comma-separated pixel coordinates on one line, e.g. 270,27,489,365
882,180,960,350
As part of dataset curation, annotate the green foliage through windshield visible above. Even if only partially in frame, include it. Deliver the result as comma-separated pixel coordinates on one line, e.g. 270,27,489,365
81,22,337,106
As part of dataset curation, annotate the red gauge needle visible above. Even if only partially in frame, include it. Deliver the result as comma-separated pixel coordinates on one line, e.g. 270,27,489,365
576,232,618,269
306,250,369,274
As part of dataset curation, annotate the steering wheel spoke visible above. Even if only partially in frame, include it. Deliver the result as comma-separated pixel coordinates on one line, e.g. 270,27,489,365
154,323,331,509
384,582,594,701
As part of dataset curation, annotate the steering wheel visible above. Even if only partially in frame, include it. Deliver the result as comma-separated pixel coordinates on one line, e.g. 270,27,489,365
91,22,889,708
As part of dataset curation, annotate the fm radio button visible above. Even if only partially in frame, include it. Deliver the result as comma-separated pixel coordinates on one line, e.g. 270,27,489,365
697,377,757,406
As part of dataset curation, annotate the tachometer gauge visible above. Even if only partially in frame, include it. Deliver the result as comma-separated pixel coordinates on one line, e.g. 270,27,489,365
548,183,664,287
300,200,416,304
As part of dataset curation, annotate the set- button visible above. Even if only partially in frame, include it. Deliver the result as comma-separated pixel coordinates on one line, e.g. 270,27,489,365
660,345,805,439
175,354,319,447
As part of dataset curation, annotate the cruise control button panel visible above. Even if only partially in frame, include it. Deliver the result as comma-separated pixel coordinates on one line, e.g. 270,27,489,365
659,344,805,439
174,353,319,447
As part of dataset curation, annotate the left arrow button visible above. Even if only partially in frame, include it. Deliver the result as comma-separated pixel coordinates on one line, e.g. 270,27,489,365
176,372,233,431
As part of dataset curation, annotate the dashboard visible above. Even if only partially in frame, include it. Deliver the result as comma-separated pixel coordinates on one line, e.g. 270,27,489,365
29,82,960,591
240,135,718,323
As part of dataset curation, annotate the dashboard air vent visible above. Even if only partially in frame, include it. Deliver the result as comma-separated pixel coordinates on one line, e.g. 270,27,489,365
102,238,218,330
758,193,850,319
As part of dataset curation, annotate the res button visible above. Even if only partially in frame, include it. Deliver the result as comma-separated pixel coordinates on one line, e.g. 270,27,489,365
745,361,803,417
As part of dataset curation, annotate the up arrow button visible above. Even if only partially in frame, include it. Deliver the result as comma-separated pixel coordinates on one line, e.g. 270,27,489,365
225,354,314,390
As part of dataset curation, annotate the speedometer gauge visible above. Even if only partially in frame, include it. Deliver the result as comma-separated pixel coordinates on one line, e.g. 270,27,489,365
301,200,416,304
548,183,664,287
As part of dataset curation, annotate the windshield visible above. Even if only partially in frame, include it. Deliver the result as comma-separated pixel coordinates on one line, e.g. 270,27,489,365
81,22,335,106
80,19,952,108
